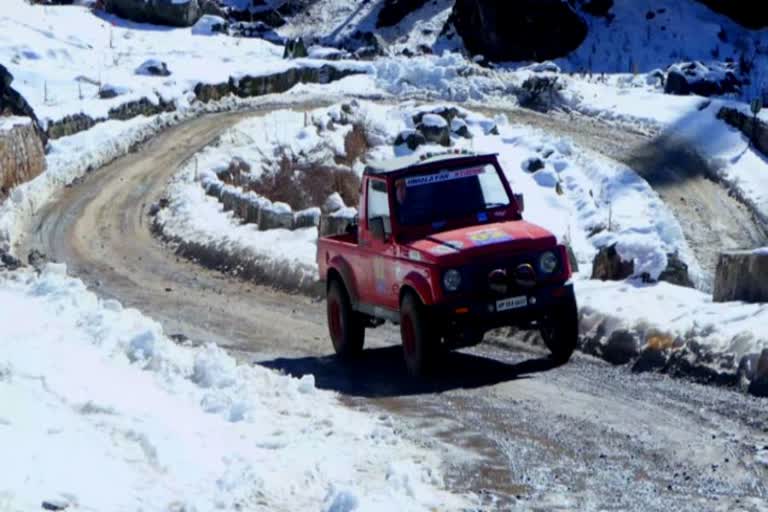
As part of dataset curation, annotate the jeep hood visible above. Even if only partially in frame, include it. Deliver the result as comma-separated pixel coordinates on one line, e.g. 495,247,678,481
408,220,557,262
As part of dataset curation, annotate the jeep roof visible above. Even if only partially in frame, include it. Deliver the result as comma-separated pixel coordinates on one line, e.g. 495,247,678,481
363,151,498,176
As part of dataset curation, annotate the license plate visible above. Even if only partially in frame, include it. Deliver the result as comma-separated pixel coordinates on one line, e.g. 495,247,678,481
496,296,528,312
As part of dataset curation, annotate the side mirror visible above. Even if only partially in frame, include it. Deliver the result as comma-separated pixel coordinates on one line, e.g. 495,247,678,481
369,216,386,241
513,193,525,213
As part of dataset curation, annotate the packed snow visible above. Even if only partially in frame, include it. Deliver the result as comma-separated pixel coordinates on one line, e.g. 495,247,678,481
0,264,468,511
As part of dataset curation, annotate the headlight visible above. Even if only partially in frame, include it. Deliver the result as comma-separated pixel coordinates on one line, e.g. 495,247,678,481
538,251,559,274
443,269,462,292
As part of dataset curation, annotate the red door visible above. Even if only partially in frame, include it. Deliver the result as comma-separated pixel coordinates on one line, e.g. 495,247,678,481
359,178,398,310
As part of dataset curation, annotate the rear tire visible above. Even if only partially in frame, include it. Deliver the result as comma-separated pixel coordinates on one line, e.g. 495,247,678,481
400,293,439,376
327,279,365,359
540,296,579,364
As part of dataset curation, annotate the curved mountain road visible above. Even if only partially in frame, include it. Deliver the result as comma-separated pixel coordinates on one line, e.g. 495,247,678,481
22,105,768,510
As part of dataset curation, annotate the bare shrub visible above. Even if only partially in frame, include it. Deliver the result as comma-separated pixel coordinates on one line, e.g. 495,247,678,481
335,123,370,167
250,154,360,211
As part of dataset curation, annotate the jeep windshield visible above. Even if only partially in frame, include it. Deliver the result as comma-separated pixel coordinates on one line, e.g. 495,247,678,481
395,163,511,227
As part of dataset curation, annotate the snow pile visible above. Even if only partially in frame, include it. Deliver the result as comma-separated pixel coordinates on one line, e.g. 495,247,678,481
0,264,467,511
577,278,768,383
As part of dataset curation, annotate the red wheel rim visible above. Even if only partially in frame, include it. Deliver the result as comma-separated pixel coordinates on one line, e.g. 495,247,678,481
329,299,343,342
402,314,416,356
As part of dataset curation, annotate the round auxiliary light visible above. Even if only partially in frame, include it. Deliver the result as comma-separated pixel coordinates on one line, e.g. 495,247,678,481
539,251,559,274
443,269,462,292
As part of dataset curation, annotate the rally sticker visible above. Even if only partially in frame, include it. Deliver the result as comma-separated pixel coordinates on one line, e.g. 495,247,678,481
405,167,484,188
467,228,513,246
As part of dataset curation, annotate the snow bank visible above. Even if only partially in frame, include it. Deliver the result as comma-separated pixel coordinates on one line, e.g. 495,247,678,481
577,277,768,389
0,265,466,511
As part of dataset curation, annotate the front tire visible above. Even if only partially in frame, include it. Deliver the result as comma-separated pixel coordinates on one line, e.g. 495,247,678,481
400,293,439,376
540,296,579,364
327,279,365,359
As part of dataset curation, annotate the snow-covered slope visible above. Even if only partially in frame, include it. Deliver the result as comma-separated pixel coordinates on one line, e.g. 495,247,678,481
0,264,467,511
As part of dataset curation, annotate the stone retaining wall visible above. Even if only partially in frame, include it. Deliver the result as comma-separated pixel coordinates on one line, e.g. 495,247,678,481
0,118,46,197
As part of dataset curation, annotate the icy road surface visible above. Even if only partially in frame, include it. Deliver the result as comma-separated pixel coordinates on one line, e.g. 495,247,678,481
24,108,768,511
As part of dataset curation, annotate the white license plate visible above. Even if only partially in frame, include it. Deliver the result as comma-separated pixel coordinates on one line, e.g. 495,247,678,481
496,296,528,312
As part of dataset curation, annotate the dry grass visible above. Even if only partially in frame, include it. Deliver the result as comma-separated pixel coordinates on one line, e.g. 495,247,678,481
250,155,360,210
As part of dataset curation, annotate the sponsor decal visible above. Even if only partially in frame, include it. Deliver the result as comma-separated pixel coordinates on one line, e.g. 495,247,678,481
477,212,489,222
428,240,465,255
405,167,484,188
409,250,422,262
467,228,513,246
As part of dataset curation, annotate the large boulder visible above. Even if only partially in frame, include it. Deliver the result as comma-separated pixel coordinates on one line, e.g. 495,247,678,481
377,0,430,28
664,62,741,97
417,114,451,146
105,0,202,27
713,250,768,303
447,0,588,63
517,75,566,113
0,118,46,197
591,244,634,281
693,0,768,29
0,64,45,143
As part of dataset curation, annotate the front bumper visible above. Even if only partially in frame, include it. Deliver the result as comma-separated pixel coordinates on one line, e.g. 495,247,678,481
431,283,575,334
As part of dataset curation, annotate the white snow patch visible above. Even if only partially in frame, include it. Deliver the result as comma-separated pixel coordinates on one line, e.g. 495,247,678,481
0,265,468,511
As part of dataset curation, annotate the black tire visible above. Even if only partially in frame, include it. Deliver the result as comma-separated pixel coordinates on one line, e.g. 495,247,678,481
540,296,579,364
327,279,365,359
400,293,439,376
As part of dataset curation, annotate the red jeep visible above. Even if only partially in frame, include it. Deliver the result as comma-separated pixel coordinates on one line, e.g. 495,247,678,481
317,151,578,375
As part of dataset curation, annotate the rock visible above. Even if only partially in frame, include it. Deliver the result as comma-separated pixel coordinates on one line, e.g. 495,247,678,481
602,329,639,365
231,66,362,98
46,113,97,140
105,0,202,27
377,0,430,28
532,168,559,188
220,188,239,213
713,250,768,303
319,211,357,237
191,14,228,35
394,129,427,150
193,81,233,103
294,207,321,229
747,349,768,397
517,75,566,113
522,157,545,173
228,21,285,44
41,499,69,511
664,62,740,97
0,252,22,270
27,249,48,271
1,119,46,197
108,97,174,121
200,0,227,18
591,244,634,281
135,59,171,77
259,202,294,230
322,192,346,214
447,0,588,63
417,114,451,146
412,106,460,126
451,118,472,138
658,253,694,288
98,84,127,99
693,0,768,29
0,64,45,143
283,37,308,59
204,181,223,199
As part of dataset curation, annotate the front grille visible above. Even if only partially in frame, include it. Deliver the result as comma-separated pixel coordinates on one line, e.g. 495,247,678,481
464,251,556,298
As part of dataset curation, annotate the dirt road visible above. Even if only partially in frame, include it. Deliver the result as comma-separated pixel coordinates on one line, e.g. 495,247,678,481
23,105,768,510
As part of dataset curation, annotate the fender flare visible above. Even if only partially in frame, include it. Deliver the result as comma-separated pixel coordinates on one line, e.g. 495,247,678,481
400,270,435,306
327,255,361,307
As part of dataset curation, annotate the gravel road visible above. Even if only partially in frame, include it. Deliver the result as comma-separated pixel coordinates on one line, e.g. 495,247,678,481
22,104,768,511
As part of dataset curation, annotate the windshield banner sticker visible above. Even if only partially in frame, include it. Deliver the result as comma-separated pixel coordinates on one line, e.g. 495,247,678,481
467,228,513,246
404,167,484,188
